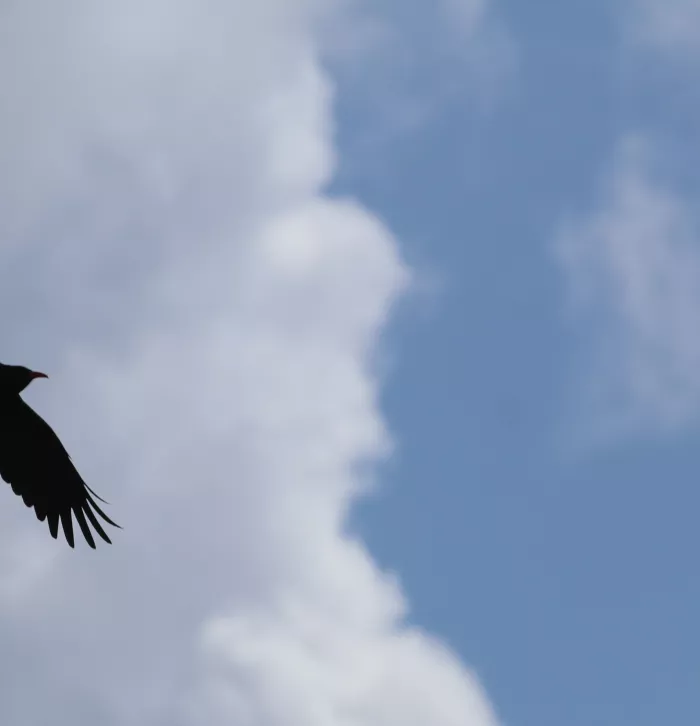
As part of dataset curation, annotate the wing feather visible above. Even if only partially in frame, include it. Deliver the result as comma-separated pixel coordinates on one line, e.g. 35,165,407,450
0,397,120,548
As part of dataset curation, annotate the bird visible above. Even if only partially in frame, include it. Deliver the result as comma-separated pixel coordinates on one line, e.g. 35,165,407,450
0,362,120,549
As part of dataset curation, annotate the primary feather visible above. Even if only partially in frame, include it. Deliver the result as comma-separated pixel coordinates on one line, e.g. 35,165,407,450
0,363,120,548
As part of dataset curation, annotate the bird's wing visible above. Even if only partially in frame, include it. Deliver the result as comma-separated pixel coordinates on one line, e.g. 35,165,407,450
0,398,120,548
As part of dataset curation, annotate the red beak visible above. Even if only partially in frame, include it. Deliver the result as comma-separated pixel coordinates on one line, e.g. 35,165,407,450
30,371,48,380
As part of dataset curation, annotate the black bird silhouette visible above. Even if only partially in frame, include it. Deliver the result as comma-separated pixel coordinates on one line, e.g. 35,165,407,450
0,363,120,548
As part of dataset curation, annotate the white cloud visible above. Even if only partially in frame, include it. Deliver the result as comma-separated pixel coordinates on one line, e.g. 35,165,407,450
557,136,700,435
0,1,499,725
556,1,700,441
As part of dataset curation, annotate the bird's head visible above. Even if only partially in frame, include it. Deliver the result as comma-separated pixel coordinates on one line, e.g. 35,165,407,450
0,363,48,394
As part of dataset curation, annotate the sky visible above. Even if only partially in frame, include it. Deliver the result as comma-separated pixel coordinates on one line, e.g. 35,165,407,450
0,1,698,725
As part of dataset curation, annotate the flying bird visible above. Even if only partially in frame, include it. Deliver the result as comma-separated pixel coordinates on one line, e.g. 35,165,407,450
0,363,120,548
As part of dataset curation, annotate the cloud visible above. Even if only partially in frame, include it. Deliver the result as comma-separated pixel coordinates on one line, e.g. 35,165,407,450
0,1,499,725
556,136,700,435
622,0,700,60
555,1,700,442
321,0,513,158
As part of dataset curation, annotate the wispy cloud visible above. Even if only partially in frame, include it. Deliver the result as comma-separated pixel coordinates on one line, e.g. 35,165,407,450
556,1,700,442
0,1,499,724
622,0,700,61
322,0,514,160
556,136,700,436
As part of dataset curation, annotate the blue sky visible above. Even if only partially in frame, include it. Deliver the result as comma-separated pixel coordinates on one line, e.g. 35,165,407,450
332,2,700,724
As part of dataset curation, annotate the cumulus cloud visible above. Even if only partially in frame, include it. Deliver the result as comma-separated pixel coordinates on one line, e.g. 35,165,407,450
556,136,700,434
0,1,499,725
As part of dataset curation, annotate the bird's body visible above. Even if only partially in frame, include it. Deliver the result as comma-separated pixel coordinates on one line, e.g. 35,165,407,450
0,363,119,548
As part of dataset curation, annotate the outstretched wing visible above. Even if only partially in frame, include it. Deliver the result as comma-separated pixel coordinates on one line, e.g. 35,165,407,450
0,398,120,548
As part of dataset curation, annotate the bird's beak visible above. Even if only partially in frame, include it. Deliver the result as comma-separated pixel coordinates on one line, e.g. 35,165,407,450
29,371,48,380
